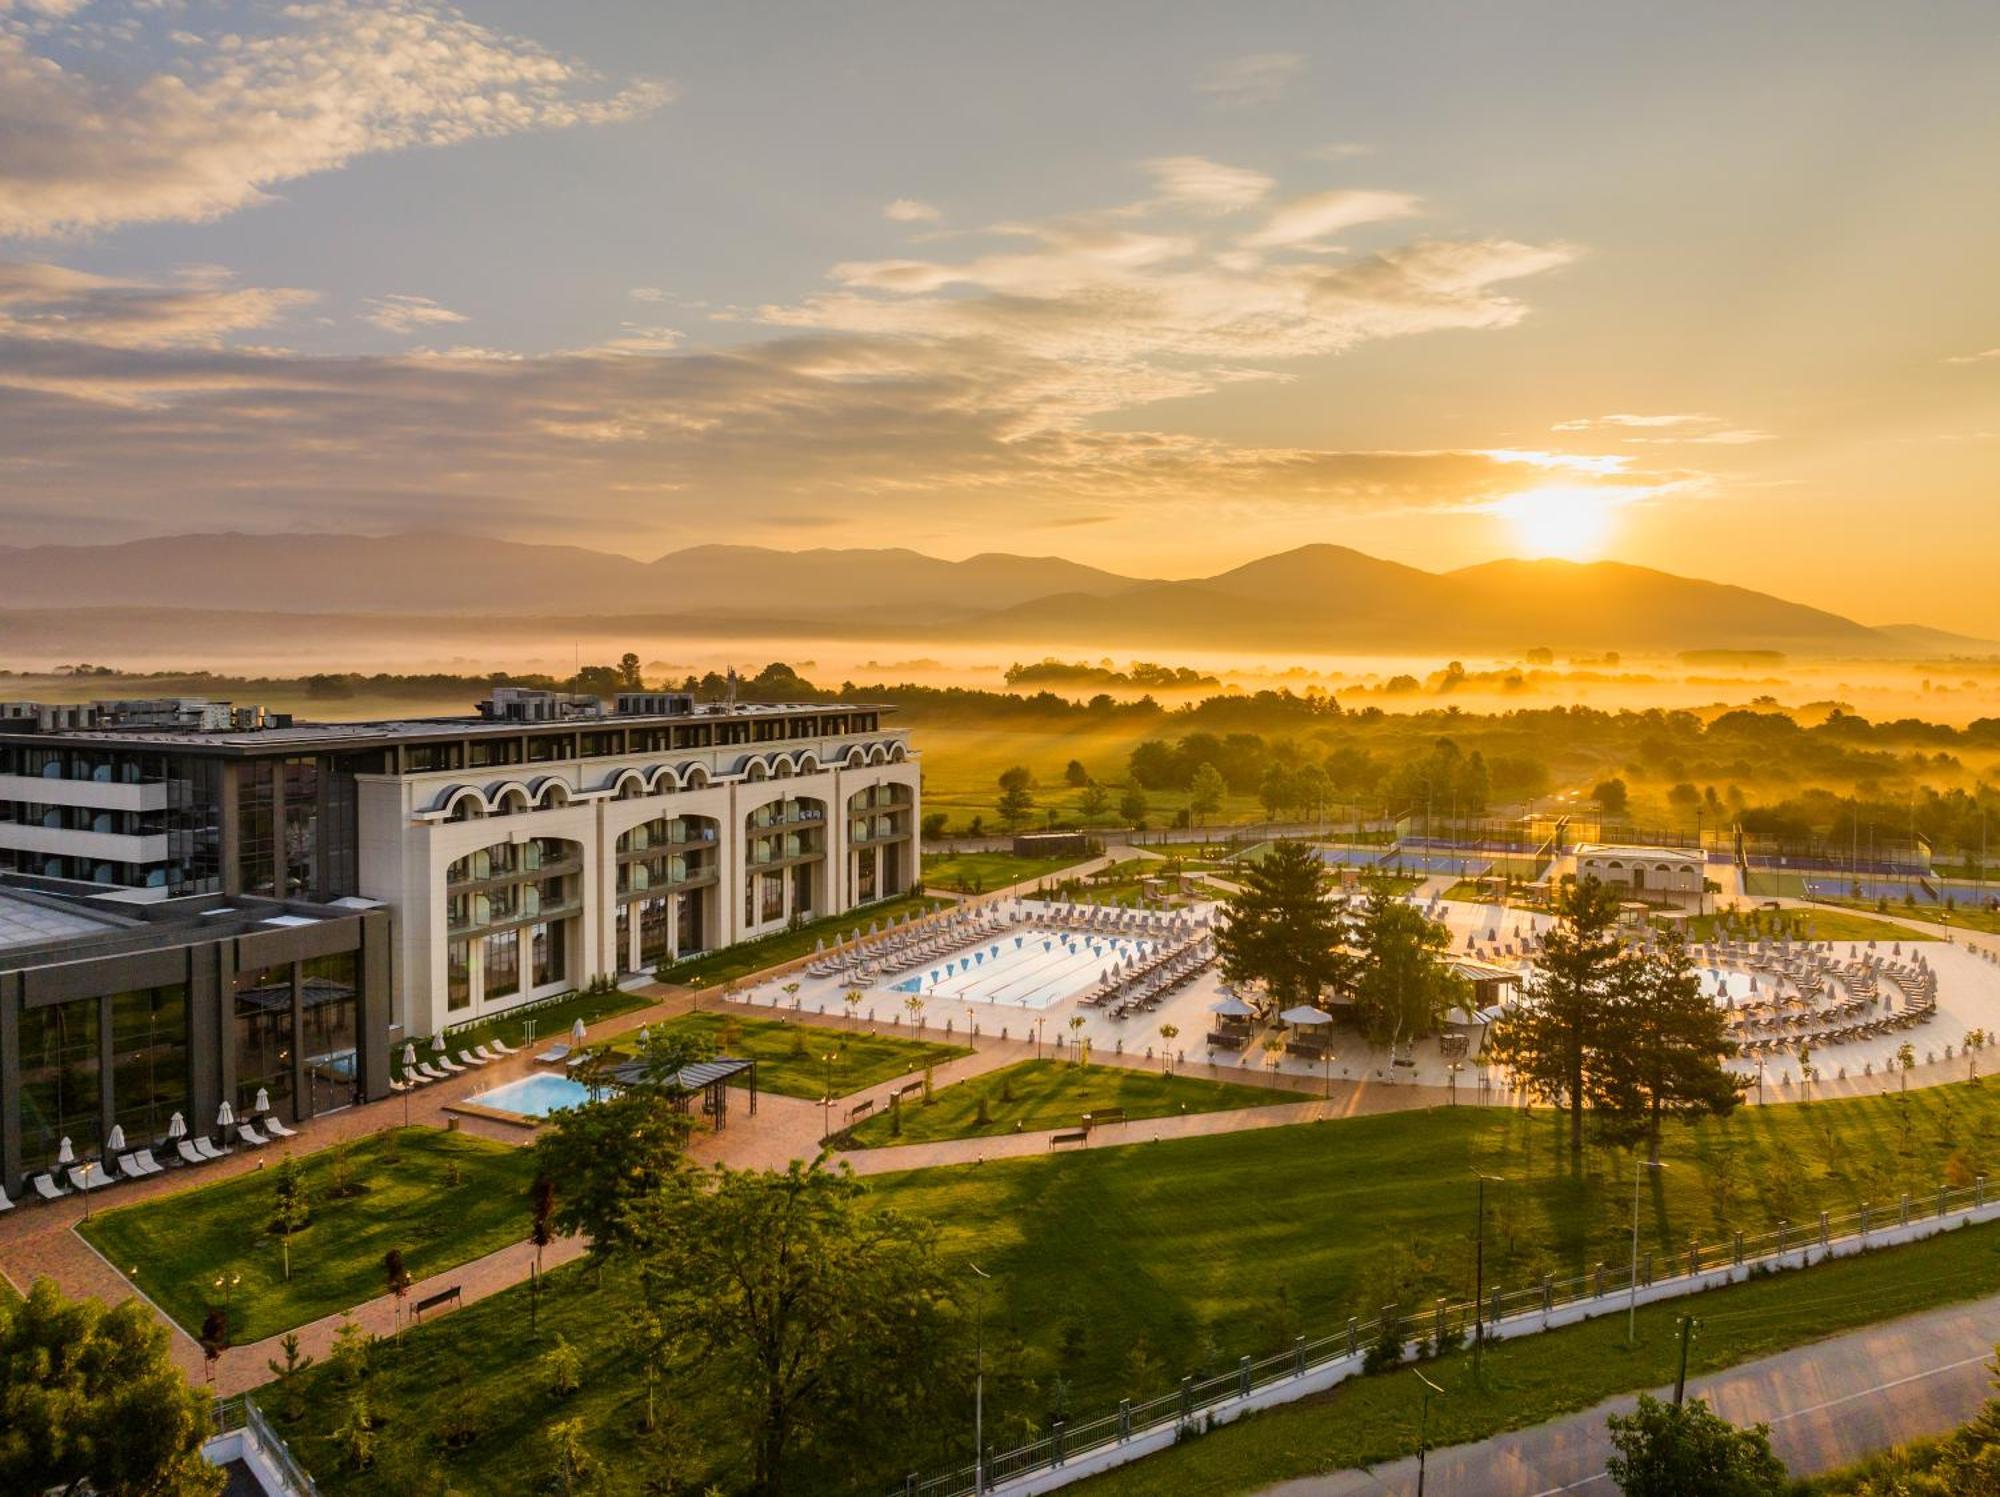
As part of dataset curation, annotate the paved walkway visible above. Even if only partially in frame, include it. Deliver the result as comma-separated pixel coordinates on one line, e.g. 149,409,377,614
1257,1290,2000,1495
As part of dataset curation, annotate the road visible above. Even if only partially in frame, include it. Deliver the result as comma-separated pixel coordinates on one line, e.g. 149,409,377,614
1256,1291,2000,1495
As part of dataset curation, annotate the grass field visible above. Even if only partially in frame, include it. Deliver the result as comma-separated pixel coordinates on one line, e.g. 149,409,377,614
1812,896,2000,937
435,986,650,1058
80,1129,538,1342
1686,907,1939,943
283,1080,2000,1496
921,848,1096,892
653,894,941,987
629,1010,968,1100
1073,1217,2000,1497
840,1058,1306,1146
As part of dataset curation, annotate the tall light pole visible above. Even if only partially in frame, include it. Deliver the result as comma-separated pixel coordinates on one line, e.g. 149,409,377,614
1630,1158,1668,1345
1414,1367,1444,1497
969,1263,991,1492
1472,1171,1504,1381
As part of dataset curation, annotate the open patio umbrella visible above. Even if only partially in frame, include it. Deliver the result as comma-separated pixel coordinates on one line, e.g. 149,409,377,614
106,1124,126,1155
1279,1005,1334,1026
1210,995,1255,1018
166,1113,186,1142
253,1087,270,1115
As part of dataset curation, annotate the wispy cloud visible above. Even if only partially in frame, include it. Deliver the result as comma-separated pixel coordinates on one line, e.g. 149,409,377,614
629,287,668,303
884,198,942,223
1143,156,1274,214
1554,412,1774,445
0,2,670,240
361,294,467,335
1238,188,1422,250
1945,347,2000,365
1196,52,1305,107
0,258,314,348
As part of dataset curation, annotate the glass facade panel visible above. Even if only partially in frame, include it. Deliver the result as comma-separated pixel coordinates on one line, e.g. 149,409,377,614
531,921,565,987
639,895,671,965
110,984,189,1143
447,939,471,1011
281,756,319,896
237,759,277,896
233,961,295,1124
483,931,519,1001
301,951,359,1116
17,997,102,1172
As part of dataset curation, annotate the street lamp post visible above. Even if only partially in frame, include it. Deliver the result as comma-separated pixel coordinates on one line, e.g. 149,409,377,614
1630,1158,1668,1345
969,1263,991,1492
820,1051,838,1141
1414,1367,1444,1497
1472,1172,1503,1381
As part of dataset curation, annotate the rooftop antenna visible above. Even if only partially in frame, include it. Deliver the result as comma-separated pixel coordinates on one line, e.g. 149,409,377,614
724,666,739,708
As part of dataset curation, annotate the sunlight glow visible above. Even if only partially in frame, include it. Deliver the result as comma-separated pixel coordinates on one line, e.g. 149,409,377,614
1494,484,1618,560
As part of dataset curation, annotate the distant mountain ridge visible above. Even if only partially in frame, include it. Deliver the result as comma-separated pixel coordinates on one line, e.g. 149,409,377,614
0,532,1986,656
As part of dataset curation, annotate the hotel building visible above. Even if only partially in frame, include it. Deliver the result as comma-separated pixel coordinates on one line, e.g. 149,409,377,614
0,690,919,1192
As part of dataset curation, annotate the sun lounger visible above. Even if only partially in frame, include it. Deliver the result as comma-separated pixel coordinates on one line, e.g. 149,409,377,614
68,1164,108,1193
237,1122,272,1147
193,1137,229,1161
435,1054,468,1074
115,1153,146,1178
533,1043,571,1064
132,1149,165,1175
487,1038,518,1055
415,1062,450,1082
176,1140,207,1166
263,1116,297,1138
472,1044,501,1062
0,1187,12,1211
32,1173,68,1201
456,1050,487,1068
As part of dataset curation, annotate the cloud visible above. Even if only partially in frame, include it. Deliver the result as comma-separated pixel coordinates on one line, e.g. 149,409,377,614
1196,52,1305,107
1239,188,1423,250
1142,156,1274,214
1553,413,1774,445
883,198,942,223
1946,347,2000,365
629,287,668,303
360,294,467,335
1309,142,1373,161
0,258,314,348
0,3,670,240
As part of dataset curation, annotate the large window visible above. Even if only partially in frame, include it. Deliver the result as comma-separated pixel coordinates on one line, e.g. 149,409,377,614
531,922,566,987
233,962,295,1123
18,997,102,1172
483,931,520,1001
639,895,671,965
236,759,276,896
301,951,359,1116
447,939,471,1012
281,756,319,896
110,984,189,1143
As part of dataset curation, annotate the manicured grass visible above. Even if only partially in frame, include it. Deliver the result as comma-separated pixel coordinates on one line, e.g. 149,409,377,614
1073,1218,2000,1497
79,1128,538,1343
1685,907,1938,943
433,985,649,1058
922,849,1094,893
1813,896,2000,937
653,894,941,988
630,1010,968,1099
840,1058,1309,1146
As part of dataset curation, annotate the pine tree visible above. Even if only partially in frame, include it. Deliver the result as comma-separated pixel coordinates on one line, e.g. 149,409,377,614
1214,840,1355,1015
1600,937,1744,1161
1488,875,1623,1164
1349,878,1465,1052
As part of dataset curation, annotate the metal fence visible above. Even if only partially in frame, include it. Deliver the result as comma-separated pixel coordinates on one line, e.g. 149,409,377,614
892,1175,1994,1496
212,1393,322,1497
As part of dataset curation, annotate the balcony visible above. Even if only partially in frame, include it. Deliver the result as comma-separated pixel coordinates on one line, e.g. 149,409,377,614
0,773,168,813
0,822,169,864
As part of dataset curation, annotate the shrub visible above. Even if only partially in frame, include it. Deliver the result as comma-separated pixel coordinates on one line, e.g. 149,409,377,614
543,1335,584,1399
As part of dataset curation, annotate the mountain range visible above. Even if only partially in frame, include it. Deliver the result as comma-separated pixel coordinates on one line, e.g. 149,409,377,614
0,532,1986,657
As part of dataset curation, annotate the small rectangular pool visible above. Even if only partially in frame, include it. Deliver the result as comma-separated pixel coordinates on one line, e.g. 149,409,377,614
465,1072,595,1119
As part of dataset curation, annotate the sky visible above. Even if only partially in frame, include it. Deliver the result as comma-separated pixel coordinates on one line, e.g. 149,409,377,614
1,0,1997,631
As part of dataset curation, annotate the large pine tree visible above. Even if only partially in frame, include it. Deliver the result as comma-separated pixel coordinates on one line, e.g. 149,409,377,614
1215,839,1355,1015
1349,878,1465,1052
1599,936,1744,1160
1488,874,1624,1164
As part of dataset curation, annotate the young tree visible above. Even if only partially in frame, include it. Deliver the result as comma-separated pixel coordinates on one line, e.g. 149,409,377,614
0,1278,224,1497
1599,939,1744,1161
1188,761,1226,827
532,1087,695,1273
1604,1393,1786,1496
1063,758,1088,787
265,1331,315,1424
1488,876,1625,1165
996,768,1035,831
383,1248,412,1334
271,1152,309,1283
1259,762,1292,821
1078,780,1111,821
530,1173,557,1279
1118,784,1150,829
632,1160,964,1495
1349,880,1464,1053
1215,839,1356,1016
1592,778,1631,817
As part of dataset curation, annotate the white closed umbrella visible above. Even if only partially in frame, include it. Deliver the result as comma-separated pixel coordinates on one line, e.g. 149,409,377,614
401,1042,417,1069
56,1136,75,1167
432,1033,447,1054
217,1101,235,1129
253,1088,270,1115
106,1124,127,1154
166,1113,186,1142
571,1017,587,1045
639,1025,651,1045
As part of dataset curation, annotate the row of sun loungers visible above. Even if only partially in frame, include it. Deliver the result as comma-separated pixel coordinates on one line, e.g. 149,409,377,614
9,1113,302,1209
393,1039,518,1089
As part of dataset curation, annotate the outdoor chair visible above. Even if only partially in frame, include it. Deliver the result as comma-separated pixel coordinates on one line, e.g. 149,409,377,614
237,1122,272,1147
32,1173,69,1201
415,1062,450,1082
264,1116,298,1138
487,1038,518,1055
435,1054,468,1074
456,1050,487,1069
175,1140,207,1167
193,1137,230,1161
473,1044,501,1062
68,1165,107,1194
129,1150,167,1176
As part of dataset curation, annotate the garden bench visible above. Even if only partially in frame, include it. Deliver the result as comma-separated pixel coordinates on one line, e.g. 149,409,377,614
1049,1129,1089,1149
1081,1108,1126,1130
412,1285,462,1322
848,1098,875,1122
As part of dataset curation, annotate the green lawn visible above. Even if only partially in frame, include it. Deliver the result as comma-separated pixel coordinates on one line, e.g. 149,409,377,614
283,1081,2000,1497
625,1010,968,1100
1073,1217,2000,1497
841,1058,1308,1146
653,894,941,988
432,985,650,1058
79,1128,538,1343
1684,907,1938,943
1812,896,2000,937
921,849,1095,893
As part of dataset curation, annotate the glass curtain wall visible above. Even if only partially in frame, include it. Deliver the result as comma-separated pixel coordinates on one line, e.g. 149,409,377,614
16,997,103,1172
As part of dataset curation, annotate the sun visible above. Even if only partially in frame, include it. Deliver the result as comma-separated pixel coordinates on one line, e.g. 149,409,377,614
1495,484,1617,560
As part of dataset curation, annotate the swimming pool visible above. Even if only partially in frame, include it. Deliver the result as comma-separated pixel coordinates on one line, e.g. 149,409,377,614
465,1073,595,1118
887,926,1155,1010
